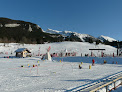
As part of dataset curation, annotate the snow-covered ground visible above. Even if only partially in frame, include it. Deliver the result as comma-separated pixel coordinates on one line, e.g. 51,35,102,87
0,42,117,57
0,42,121,92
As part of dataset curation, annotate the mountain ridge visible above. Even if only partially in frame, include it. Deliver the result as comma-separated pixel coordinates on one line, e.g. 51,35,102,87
0,17,118,44
45,28,117,43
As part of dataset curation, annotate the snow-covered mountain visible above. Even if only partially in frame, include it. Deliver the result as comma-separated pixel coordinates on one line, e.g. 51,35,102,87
45,28,98,42
98,35,117,42
45,28,117,43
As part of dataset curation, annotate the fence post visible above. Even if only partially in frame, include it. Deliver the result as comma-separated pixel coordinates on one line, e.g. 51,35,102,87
121,78,122,85
114,82,116,90
106,85,108,92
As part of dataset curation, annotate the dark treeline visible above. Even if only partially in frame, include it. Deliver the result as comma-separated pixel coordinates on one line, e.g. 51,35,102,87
0,27,65,44
0,18,65,44
107,41,122,48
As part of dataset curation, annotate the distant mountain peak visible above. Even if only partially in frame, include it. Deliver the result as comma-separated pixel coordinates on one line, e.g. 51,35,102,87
98,35,117,42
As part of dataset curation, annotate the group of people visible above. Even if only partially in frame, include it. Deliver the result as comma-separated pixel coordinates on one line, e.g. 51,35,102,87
79,59,95,69
92,59,107,65
79,58,118,69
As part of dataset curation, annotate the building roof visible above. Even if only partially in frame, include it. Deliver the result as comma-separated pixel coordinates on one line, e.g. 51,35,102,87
15,48,31,53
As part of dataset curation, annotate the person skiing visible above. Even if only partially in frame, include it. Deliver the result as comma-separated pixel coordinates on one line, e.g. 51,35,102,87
92,59,95,66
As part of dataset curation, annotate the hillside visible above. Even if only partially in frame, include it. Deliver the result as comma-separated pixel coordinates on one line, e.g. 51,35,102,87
0,17,88,44
0,18,63,44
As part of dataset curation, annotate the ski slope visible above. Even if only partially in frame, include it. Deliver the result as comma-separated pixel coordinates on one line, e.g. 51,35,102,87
0,42,117,57
0,42,121,92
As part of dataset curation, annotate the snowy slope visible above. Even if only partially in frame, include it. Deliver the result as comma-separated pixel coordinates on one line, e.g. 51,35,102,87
0,42,121,92
0,42,117,57
0,57,121,92
98,35,117,42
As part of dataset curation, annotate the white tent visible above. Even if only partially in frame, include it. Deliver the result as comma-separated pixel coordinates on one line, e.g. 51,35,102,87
64,49,68,53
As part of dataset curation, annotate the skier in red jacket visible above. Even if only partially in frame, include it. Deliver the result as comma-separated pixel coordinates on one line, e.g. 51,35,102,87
92,59,95,66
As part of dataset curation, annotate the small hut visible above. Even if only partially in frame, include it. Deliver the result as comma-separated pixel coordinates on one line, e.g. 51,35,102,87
15,48,31,58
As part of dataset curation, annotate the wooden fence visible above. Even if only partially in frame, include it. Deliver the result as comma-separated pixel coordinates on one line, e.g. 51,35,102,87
90,76,122,92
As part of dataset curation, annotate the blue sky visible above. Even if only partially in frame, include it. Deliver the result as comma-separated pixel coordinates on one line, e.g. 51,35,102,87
0,0,122,40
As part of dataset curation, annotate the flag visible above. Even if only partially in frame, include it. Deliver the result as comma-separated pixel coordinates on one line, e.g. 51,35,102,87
47,46,51,52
